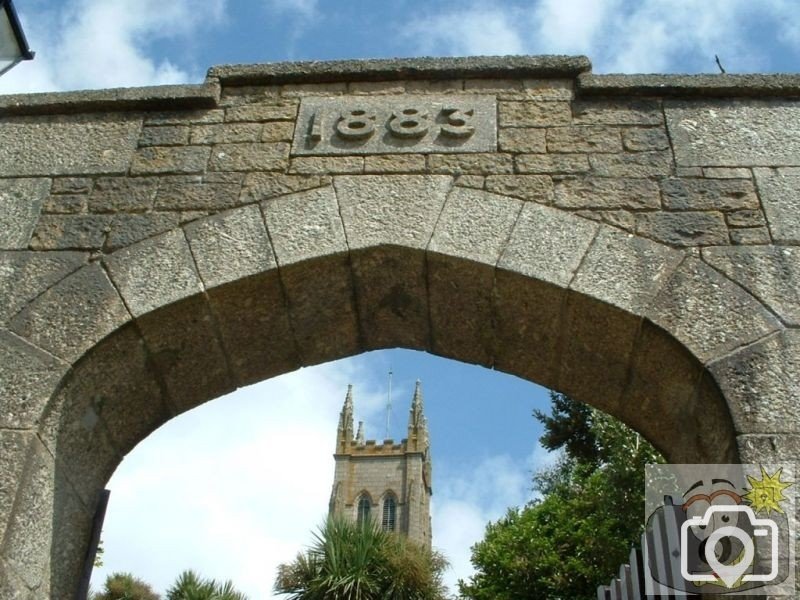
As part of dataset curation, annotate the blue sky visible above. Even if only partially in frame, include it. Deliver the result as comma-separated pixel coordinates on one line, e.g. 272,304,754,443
3,0,800,94
2,0,799,597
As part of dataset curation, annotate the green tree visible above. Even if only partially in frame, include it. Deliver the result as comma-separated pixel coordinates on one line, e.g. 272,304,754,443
94,539,105,569
533,392,598,465
458,393,663,600
165,570,248,600
91,572,161,600
275,516,449,600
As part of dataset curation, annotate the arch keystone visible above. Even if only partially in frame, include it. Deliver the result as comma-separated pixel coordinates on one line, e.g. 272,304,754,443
494,203,598,388
333,175,452,250
428,187,523,365
263,186,358,364
334,175,452,350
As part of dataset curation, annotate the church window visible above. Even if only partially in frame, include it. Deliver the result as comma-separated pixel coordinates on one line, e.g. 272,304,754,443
357,494,371,524
382,494,397,531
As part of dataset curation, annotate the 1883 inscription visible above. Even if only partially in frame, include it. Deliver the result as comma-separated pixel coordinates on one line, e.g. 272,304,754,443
291,95,497,155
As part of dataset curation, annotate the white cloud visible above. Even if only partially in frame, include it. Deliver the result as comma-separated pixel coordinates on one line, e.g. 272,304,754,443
404,0,800,73
432,445,557,593
600,0,756,73
404,5,525,56
531,0,621,56
261,0,320,57
91,359,386,599
0,0,226,94
264,0,318,19
772,0,800,48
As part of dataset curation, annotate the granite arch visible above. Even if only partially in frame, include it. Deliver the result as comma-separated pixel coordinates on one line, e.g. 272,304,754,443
0,56,798,597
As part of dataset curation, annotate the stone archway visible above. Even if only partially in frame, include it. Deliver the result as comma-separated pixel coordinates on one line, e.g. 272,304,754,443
1,56,798,598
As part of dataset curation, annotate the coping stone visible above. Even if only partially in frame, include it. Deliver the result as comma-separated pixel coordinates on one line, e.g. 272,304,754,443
3,59,800,124
209,55,592,86
0,82,219,117
578,73,800,98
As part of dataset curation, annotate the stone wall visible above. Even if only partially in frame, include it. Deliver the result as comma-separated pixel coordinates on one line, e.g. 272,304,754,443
1,56,799,598
6,60,799,256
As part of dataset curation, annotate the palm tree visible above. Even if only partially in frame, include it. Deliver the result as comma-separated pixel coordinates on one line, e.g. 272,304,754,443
165,570,248,600
274,517,449,600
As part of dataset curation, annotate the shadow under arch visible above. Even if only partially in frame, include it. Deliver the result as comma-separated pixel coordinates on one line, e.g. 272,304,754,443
27,177,750,597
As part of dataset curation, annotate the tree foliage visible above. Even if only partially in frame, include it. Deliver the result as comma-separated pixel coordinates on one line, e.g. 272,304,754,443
275,516,449,600
91,572,161,600
165,570,248,600
94,539,105,569
533,392,597,466
91,569,247,600
458,392,663,600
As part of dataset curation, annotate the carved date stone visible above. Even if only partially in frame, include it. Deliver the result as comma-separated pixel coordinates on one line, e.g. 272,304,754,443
291,95,497,155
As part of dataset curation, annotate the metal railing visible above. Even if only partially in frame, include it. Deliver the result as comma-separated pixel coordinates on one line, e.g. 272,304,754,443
596,532,647,600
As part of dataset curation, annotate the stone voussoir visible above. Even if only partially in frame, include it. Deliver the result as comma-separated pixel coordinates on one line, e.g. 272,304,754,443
646,257,782,364
8,263,131,362
185,203,276,289
104,228,204,318
429,186,523,266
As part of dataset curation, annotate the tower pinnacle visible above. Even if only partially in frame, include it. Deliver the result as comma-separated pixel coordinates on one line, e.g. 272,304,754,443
408,379,425,429
356,420,365,445
336,384,355,452
407,379,429,453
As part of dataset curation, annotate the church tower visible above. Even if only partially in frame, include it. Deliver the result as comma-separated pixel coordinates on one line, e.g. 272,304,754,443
328,381,433,548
